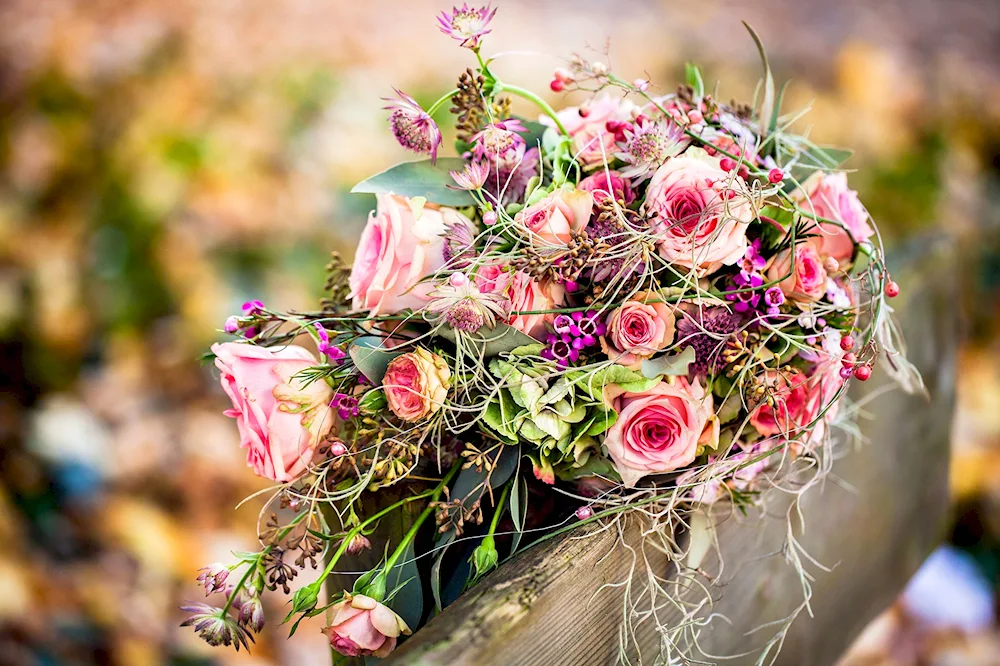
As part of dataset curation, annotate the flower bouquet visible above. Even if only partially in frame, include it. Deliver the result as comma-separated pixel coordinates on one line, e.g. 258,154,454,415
183,5,919,663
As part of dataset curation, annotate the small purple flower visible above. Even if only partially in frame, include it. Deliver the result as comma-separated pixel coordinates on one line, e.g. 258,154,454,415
541,334,580,367
180,603,253,651
763,286,785,315
242,300,264,316
332,393,360,420
197,563,230,595
384,89,443,163
552,314,574,335
437,4,497,49
314,323,346,363
449,161,490,190
224,316,241,334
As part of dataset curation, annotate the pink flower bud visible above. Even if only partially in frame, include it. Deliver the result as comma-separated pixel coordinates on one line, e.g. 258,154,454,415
575,506,594,520
633,78,649,92
768,168,784,184
330,442,348,457
483,210,497,226
224,316,241,334
449,272,469,288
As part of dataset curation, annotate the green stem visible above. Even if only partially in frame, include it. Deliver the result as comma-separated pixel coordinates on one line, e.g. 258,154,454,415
427,89,460,116
487,480,512,536
221,509,311,615
496,82,569,136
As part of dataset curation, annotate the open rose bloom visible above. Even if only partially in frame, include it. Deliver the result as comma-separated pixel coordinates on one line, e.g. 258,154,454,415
191,10,914,662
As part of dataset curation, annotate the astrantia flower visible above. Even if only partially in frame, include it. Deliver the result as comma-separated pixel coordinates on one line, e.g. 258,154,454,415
449,161,490,190
675,307,742,377
437,4,497,49
236,595,265,634
197,563,230,595
427,273,510,332
617,119,688,180
442,216,477,268
384,89,443,163
472,119,527,169
483,147,540,205
180,603,253,651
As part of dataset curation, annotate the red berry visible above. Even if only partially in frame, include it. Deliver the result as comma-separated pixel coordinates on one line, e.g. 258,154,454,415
719,157,736,171
885,281,900,298
579,107,591,118
839,335,855,351
839,366,854,380
841,352,856,367
738,166,750,180
854,365,872,381
768,168,784,184
550,79,565,93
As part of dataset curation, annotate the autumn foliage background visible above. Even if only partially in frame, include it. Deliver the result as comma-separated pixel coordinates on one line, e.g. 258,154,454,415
0,1,998,664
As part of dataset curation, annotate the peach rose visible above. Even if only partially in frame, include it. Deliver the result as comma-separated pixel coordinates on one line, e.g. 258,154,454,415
792,172,874,265
383,347,451,422
749,369,821,438
514,187,592,248
212,342,333,482
600,291,677,369
349,194,474,316
475,264,565,339
766,242,828,304
323,592,410,658
545,94,637,168
603,379,712,487
646,153,753,276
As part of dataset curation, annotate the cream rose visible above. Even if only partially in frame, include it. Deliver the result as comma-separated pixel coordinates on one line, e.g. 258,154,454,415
646,153,753,276
383,347,451,422
349,194,474,316
766,242,828,304
514,187,592,248
474,264,565,340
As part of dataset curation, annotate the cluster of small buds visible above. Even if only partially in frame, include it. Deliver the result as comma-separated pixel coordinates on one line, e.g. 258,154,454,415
332,393,360,420
314,323,347,363
550,67,574,92
838,348,874,381
233,581,266,634
541,311,607,367
345,533,372,556
719,156,751,181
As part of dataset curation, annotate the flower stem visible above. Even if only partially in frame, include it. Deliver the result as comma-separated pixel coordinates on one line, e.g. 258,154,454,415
427,89,460,116
495,82,569,136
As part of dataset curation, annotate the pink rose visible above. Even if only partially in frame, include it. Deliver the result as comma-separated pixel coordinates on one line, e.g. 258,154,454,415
646,154,752,276
323,592,410,658
515,188,592,248
792,172,874,265
749,369,820,438
578,170,635,205
349,194,474,316
545,94,637,168
604,380,712,487
475,264,564,339
383,347,451,422
766,242,828,304
600,291,677,369
212,342,334,482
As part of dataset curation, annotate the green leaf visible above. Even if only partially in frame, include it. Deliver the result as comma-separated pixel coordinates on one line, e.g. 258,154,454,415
586,408,618,436
430,531,457,613
357,388,387,414
568,364,655,402
437,322,541,358
349,336,403,385
515,117,548,149
350,158,474,207
510,474,528,554
786,146,854,186
744,21,774,136
770,79,791,135
684,63,705,100
385,541,423,631
641,346,696,379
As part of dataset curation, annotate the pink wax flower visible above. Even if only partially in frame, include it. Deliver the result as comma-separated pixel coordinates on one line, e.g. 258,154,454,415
791,172,874,265
577,170,635,205
645,153,753,276
323,593,410,658
514,187,592,248
766,242,829,304
603,379,712,487
349,194,474,317
212,342,334,483
600,291,677,370
383,348,451,422
383,89,442,162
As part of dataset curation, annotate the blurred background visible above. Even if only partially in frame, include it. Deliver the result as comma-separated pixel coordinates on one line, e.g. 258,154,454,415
0,1,997,664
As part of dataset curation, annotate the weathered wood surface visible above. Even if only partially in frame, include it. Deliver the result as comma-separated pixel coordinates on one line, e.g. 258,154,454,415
386,236,958,666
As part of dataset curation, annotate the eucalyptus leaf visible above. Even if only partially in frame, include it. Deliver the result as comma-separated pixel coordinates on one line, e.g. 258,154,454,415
641,346,696,379
349,336,404,385
436,322,541,358
350,158,474,207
